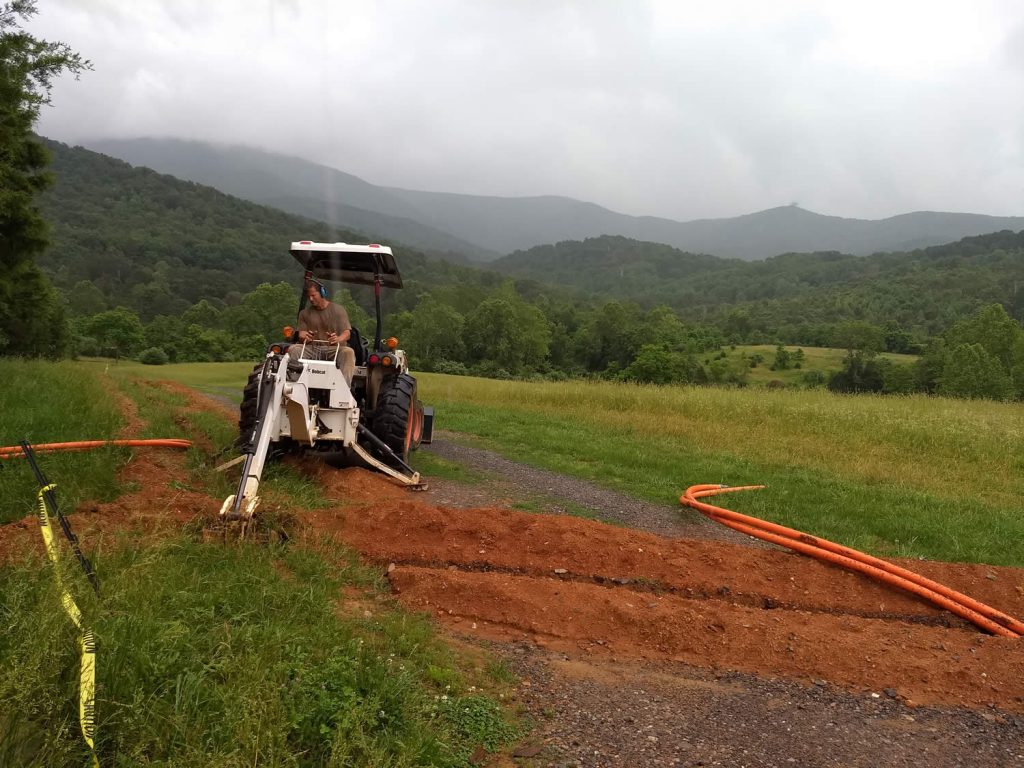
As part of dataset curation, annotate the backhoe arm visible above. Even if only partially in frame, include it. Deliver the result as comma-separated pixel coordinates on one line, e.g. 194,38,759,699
220,355,290,521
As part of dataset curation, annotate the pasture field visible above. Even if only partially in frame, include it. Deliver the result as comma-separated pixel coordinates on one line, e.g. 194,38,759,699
122,360,1024,566
722,344,917,387
81,358,255,403
4,359,1022,764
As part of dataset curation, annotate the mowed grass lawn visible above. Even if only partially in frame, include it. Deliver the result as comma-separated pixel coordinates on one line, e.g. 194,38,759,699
125,361,1023,566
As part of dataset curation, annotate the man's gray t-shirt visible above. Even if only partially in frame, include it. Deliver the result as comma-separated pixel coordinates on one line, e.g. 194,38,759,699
297,302,350,341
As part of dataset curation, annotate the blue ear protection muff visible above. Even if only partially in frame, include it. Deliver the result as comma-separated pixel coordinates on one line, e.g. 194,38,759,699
309,279,329,300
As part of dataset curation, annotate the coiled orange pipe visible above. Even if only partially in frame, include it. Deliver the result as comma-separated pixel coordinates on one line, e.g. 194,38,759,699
0,439,192,460
681,484,1024,639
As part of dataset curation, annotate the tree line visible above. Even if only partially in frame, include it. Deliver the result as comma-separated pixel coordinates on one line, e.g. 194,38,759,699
65,267,1024,402
824,304,1024,400
0,1,89,359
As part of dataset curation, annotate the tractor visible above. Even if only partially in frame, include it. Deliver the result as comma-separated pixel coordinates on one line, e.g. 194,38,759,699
221,241,433,522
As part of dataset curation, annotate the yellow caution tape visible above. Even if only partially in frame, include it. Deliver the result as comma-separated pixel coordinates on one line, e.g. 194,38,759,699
36,483,99,768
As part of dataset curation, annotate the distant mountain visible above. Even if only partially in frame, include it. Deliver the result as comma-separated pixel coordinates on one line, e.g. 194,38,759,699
87,138,1024,260
85,138,496,262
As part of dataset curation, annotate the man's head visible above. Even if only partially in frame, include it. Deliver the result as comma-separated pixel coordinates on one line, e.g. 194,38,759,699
306,280,329,310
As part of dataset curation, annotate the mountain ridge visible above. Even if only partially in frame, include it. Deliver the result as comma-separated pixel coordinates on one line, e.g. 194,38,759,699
84,137,1024,260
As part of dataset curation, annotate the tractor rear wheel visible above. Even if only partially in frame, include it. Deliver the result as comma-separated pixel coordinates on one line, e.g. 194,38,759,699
371,373,423,464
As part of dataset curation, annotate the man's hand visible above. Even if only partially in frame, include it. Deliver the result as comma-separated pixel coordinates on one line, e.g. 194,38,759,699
299,329,313,342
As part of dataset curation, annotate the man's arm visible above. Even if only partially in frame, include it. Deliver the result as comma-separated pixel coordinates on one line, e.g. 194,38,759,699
326,304,351,344
296,308,314,342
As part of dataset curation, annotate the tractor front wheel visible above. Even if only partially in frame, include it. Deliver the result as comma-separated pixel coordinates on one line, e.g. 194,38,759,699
237,361,264,450
371,373,423,464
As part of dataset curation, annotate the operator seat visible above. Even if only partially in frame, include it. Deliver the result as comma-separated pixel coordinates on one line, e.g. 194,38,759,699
348,326,368,366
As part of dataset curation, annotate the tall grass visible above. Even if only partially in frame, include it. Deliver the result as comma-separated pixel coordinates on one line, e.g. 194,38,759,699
0,537,517,767
0,360,125,525
419,374,1023,510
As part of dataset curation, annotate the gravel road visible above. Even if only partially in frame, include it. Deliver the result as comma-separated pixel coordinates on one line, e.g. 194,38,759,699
424,433,758,546
503,643,1024,767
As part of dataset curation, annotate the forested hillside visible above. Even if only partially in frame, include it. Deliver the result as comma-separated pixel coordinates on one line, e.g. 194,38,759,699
85,138,495,261
36,139,1024,401
497,232,1024,338
38,138,506,320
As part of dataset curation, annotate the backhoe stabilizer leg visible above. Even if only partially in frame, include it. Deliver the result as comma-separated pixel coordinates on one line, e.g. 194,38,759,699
349,441,427,490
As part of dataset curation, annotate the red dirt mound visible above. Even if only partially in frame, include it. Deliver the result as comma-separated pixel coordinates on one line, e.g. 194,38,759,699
305,491,1024,712
297,463,408,504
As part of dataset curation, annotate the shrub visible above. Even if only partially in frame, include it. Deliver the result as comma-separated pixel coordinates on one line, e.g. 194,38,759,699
938,343,1014,400
802,369,827,387
828,352,884,394
771,344,792,371
433,359,468,376
139,346,169,365
620,344,707,385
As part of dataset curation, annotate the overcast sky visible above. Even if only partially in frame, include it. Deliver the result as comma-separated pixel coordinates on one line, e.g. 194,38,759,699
30,0,1024,221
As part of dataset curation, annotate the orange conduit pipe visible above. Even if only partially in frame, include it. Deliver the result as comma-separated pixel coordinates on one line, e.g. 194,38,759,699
0,439,193,460
681,484,1024,639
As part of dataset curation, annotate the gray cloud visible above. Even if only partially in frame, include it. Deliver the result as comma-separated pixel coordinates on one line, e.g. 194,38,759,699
30,0,1024,220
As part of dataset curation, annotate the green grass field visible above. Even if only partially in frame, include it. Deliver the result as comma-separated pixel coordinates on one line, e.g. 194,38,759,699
83,358,255,404
721,344,917,387
119,359,1024,566
0,537,516,767
4,356,1022,762
0,360,127,525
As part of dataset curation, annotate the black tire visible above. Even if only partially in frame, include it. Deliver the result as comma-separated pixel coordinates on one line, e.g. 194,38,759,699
371,373,423,463
237,361,265,450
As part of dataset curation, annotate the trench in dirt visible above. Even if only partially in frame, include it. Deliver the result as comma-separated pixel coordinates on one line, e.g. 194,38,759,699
304,481,1024,714
4,380,1024,717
